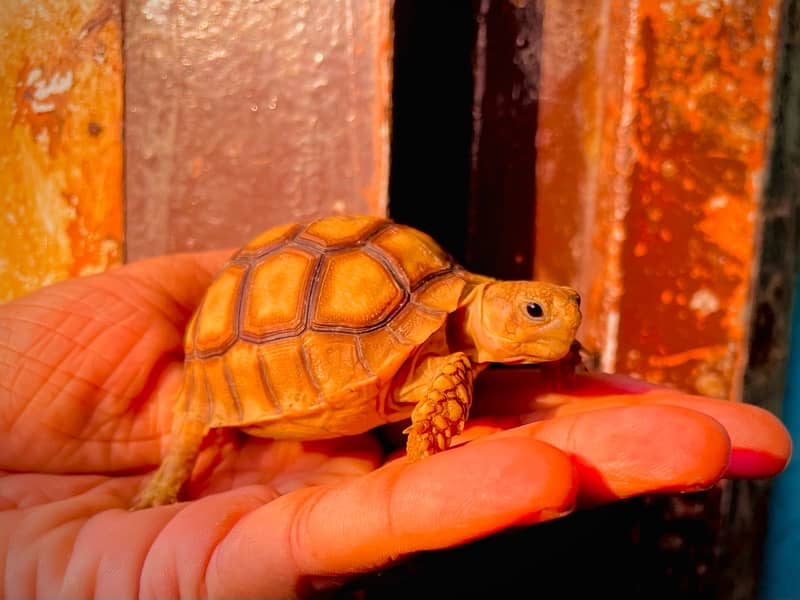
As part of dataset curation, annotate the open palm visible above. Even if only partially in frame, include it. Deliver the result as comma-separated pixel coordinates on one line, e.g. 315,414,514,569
0,250,791,599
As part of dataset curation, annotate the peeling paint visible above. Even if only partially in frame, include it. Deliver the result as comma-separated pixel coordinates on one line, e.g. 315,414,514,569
31,69,74,100
0,0,123,302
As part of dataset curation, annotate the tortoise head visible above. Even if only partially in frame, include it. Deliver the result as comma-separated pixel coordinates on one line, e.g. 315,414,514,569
460,280,582,365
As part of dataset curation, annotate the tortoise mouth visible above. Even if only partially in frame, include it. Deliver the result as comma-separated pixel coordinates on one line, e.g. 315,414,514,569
505,336,576,364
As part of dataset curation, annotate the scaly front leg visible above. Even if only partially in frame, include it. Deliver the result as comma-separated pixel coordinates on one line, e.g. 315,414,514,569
403,352,474,461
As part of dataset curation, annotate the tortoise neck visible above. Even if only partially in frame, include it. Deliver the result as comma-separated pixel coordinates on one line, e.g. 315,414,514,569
446,281,489,365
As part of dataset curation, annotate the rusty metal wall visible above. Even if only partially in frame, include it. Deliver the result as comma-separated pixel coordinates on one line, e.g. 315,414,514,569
123,0,393,260
0,0,124,302
535,0,781,402
532,2,787,598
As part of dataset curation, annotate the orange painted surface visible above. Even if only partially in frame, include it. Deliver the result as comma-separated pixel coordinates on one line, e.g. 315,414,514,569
0,0,123,303
535,1,780,400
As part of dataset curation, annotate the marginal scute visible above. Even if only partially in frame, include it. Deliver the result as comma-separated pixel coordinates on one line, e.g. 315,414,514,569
242,247,317,338
371,226,451,288
242,222,299,254
387,303,447,346
299,214,383,247
223,342,280,424
356,326,416,382
194,262,247,353
181,360,203,419
413,275,467,313
301,331,376,403
257,338,323,414
200,355,240,424
313,249,403,328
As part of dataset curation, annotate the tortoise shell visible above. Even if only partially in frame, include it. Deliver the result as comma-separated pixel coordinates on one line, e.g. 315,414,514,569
179,214,472,439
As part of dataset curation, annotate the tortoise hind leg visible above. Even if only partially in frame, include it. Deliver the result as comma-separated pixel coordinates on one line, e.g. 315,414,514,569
130,417,208,510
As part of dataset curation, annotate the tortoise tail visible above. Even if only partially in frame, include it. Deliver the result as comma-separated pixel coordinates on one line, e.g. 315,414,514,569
130,385,209,510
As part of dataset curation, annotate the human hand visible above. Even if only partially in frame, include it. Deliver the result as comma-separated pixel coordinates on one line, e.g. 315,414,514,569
0,251,791,599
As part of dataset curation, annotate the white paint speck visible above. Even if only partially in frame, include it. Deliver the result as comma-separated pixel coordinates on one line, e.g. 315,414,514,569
690,288,721,317
31,100,56,113
143,0,171,26
697,0,720,18
35,128,50,148
26,68,42,86
709,195,729,210
31,70,73,101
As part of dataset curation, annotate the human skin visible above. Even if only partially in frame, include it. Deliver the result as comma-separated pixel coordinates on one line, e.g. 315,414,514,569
0,249,792,599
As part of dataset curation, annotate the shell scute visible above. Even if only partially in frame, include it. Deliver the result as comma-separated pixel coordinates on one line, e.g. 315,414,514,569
413,275,468,313
241,222,299,254
223,342,280,423
312,249,404,329
387,303,447,346
301,331,376,403
258,337,324,413
194,262,247,354
370,226,451,288
298,214,383,247
242,246,317,339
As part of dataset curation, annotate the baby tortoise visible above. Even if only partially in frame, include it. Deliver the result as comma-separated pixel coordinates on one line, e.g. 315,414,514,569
132,214,582,509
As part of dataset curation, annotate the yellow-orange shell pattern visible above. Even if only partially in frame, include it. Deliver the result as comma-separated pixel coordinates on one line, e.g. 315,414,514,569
180,214,469,438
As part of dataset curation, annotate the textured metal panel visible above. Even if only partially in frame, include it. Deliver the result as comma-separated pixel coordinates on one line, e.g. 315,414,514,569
534,2,786,598
535,0,781,401
0,0,123,302
124,0,393,260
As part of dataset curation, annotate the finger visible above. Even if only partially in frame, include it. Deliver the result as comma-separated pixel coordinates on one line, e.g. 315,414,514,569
474,370,792,478
639,394,793,478
523,389,790,479
471,368,658,419
475,404,732,505
204,437,577,598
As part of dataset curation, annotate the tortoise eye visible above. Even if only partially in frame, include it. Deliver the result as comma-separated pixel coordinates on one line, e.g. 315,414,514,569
525,302,545,319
